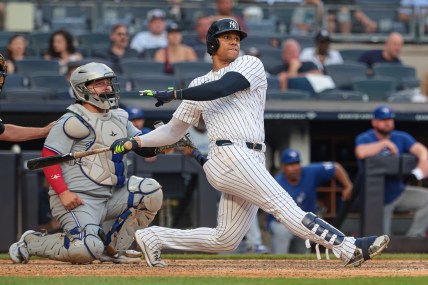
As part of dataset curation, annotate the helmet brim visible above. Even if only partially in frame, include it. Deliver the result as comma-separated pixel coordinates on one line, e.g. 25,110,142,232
215,29,247,41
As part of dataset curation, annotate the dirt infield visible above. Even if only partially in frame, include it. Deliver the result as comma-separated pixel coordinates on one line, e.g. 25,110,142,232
1,259,428,278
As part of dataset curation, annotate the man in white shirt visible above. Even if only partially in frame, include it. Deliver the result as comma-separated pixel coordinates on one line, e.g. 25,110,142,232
300,29,343,73
130,9,168,55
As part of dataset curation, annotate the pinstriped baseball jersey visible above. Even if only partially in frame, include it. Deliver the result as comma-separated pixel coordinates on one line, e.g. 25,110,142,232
137,54,358,263
173,55,267,144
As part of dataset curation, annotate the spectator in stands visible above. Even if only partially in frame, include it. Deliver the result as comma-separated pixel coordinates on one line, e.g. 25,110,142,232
269,148,352,254
398,0,428,34
269,39,321,90
358,32,403,75
167,0,186,23
184,16,212,51
355,105,428,237
291,0,324,36
126,106,152,135
208,0,247,32
44,30,83,75
126,106,156,163
154,22,198,74
4,34,29,74
300,29,343,73
324,1,378,34
130,9,168,55
92,24,139,74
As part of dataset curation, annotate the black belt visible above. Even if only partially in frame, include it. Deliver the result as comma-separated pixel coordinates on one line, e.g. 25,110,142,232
215,140,263,151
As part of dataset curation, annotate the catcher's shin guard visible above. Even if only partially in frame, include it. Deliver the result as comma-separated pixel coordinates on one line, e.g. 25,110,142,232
21,225,104,264
105,176,163,256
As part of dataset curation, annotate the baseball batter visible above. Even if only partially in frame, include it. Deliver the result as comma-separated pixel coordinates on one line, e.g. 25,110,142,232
111,18,389,267
9,63,164,264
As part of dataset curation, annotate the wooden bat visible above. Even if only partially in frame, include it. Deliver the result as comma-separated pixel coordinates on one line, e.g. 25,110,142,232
26,144,132,170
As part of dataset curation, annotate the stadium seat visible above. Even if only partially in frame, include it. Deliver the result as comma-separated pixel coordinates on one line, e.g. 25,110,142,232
131,74,176,91
352,77,397,101
266,89,312,100
287,77,316,95
15,59,60,77
339,49,368,62
28,32,51,56
372,64,418,89
173,61,212,88
3,87,58,101
2,74,26,91
325,63,367,90
121,59,165,77
267,77,280,91
29,74,69,95
318,89,368,101
77,33,111,56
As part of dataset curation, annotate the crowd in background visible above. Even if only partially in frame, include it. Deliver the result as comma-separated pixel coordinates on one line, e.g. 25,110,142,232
1,0,428,254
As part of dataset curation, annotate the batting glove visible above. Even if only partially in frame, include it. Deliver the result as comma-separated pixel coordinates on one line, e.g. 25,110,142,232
110,137,139,154
140,87,178,107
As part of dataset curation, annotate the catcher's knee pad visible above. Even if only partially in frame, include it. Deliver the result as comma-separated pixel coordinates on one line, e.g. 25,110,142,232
128,175,163,212
24,225,104,264
105,176,163,255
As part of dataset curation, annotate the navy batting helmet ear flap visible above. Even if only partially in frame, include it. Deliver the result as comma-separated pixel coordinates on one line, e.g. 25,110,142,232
206,18,247,55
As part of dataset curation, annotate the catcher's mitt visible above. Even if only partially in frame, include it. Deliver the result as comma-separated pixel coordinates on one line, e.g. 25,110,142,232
0,53,7,95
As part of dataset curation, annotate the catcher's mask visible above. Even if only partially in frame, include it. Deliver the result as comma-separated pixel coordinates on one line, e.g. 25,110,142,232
0,53,8,95
206,18,247,56
70,62,120,110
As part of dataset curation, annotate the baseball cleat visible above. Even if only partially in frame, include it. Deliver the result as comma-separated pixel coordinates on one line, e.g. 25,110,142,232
99,250,142,264
345,235,390,267
8,230,36,264
135,229,167,267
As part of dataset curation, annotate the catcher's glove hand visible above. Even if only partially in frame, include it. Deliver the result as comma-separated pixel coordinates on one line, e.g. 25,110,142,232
0,53,8,95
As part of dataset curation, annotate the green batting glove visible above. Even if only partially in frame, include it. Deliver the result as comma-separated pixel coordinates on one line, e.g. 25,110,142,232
110,137,139,154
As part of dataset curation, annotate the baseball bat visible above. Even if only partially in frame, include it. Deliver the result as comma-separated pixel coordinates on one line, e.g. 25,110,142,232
26,144,133,170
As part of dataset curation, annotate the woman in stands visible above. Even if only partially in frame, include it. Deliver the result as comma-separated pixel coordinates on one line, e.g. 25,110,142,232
44,30,83,75
5,34,29,74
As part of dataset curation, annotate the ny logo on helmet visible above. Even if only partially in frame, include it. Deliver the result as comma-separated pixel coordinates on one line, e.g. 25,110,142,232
229,20,238,29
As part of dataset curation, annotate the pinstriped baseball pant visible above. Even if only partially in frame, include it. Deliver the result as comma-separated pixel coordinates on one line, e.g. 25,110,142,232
142,144,356,261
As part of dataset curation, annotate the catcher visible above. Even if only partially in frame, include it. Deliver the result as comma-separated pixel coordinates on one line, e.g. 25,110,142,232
9,62,193,264
0,53,53,141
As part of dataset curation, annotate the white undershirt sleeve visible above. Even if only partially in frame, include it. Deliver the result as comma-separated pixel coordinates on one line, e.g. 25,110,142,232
136,117,191,147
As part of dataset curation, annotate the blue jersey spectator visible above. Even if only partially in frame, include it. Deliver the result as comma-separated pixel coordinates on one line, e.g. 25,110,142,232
268,148,353,254
355,105,428,237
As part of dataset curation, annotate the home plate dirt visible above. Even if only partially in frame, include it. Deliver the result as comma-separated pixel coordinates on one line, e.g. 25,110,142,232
1,259,428,278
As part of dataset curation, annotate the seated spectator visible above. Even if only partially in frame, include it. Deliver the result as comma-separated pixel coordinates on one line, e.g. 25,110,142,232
291,0,324,36
4,34,29,74
300,29,343,73
44,30,83,75
358,32,403,75
130,9,168,55
324,1,377,34
398,0,428,34
154,23,198,74
167,0,186,23
268,148,352,254
92,24,139,74
183,16,212,51
208,0,247,32
269,39,321,90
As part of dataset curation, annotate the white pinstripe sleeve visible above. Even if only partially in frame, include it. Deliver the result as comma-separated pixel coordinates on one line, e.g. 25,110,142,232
228,55,267,92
